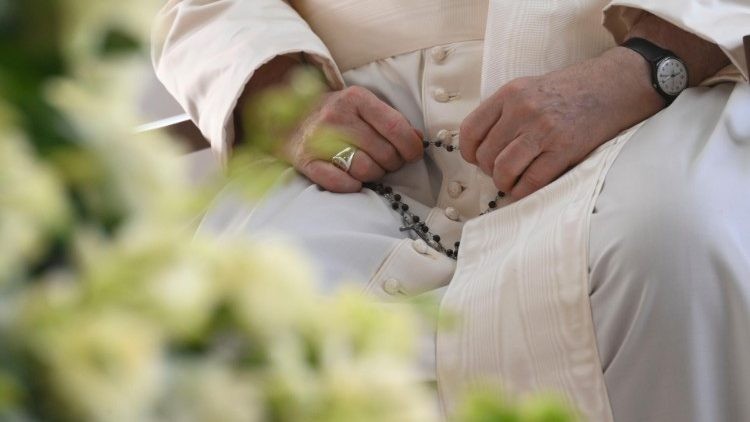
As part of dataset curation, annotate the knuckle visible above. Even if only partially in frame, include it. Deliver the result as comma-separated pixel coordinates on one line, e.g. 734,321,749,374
297,156,315,174
521,171,546,191
383,151,403,172
493,161,518,188
317,107,340,124
330,178,349,192
344,85,367,101
327,178,352,193
493,165,513,185
402,144,422,162
459,120,478,144
519,136,541,155
351,160,371,180
355,162,381,182
477,153,493,174
460,147,474,164
537,115,556,132
383,115,404,137
360,158,375,175
502,79,526,97
517,97,539,115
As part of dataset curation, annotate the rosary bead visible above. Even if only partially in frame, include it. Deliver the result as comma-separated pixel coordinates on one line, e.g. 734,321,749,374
423,140,430,148
446,145,454,152
366,167,502,260
434,141,442,147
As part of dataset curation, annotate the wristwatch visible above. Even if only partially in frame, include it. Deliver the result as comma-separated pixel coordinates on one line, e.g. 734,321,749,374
622,37,689,105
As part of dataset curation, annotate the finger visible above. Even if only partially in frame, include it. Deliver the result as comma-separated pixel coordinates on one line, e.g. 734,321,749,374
474,114,518,176
345,121,403,172
510,152,569,199
304,126,354,161
347,148,386,182
299,160,362,193
352,87,423,162
459,91,505,164
491,134,543,194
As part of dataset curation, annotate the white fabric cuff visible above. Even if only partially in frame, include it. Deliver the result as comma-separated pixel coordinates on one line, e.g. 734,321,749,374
602,2,749,82
152,0,345,162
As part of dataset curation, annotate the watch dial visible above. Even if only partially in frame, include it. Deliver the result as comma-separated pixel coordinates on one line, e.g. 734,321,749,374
656,58,688,96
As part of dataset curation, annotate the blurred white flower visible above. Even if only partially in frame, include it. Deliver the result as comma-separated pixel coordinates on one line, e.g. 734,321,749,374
58,0,160,61
46,58,202,227
0,123,69,283
29,310,163,422
145,250,222,340
220,237,320,340
160,361,262,422
315,356,438,422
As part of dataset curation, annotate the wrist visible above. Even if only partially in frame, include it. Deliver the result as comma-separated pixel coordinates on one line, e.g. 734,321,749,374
598,46,665,127
233,54,303,146
627,13,730,86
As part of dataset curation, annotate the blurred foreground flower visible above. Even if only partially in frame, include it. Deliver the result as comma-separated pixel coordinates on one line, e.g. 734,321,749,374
0,1,579,421
0,114,69,283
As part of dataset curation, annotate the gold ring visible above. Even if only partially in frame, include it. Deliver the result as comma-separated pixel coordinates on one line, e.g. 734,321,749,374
331,146,357,173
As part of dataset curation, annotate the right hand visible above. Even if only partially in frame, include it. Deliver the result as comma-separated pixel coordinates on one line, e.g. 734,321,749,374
284,86,423,193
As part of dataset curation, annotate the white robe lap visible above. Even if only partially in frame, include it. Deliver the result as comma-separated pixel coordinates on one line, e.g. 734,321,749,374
590,83,750,422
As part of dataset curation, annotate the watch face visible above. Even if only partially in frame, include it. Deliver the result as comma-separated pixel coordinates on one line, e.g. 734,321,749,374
656,57,688,96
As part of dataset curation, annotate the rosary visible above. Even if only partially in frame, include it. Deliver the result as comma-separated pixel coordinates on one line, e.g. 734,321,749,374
363,138,505,260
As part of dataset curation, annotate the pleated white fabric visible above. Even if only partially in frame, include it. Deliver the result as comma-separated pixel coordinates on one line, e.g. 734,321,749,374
436,127,636,422
480,0,615,98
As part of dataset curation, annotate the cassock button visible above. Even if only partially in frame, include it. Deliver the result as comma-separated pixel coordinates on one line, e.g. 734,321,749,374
431,47,448,63
433,88,450,103
412,239,429,254
383,278,402,295
445,207,460,221
447,181,464,198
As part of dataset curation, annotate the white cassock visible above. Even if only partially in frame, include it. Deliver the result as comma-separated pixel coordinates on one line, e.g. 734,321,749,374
152,1,750,420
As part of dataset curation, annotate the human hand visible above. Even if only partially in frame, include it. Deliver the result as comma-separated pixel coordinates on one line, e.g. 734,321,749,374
285,86,423,193
460,48,663,199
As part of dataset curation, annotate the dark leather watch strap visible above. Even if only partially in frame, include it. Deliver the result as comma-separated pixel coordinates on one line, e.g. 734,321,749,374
622,37,675,64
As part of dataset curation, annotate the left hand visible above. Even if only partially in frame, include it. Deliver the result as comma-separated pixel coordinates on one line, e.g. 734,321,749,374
459,48,663,199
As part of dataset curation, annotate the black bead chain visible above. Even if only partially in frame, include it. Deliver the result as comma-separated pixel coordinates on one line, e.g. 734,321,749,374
422,138,459,152
363,139,506,260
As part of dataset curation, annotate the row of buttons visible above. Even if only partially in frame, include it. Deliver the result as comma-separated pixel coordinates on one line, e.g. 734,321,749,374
431,46,449,63
436,129,458,142
431,46,460,104
382,239,432,295
381,210,462,295
431,45,466,208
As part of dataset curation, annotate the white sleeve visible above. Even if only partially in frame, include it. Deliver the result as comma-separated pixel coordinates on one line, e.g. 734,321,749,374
602,1,749,83
151,0,345,160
